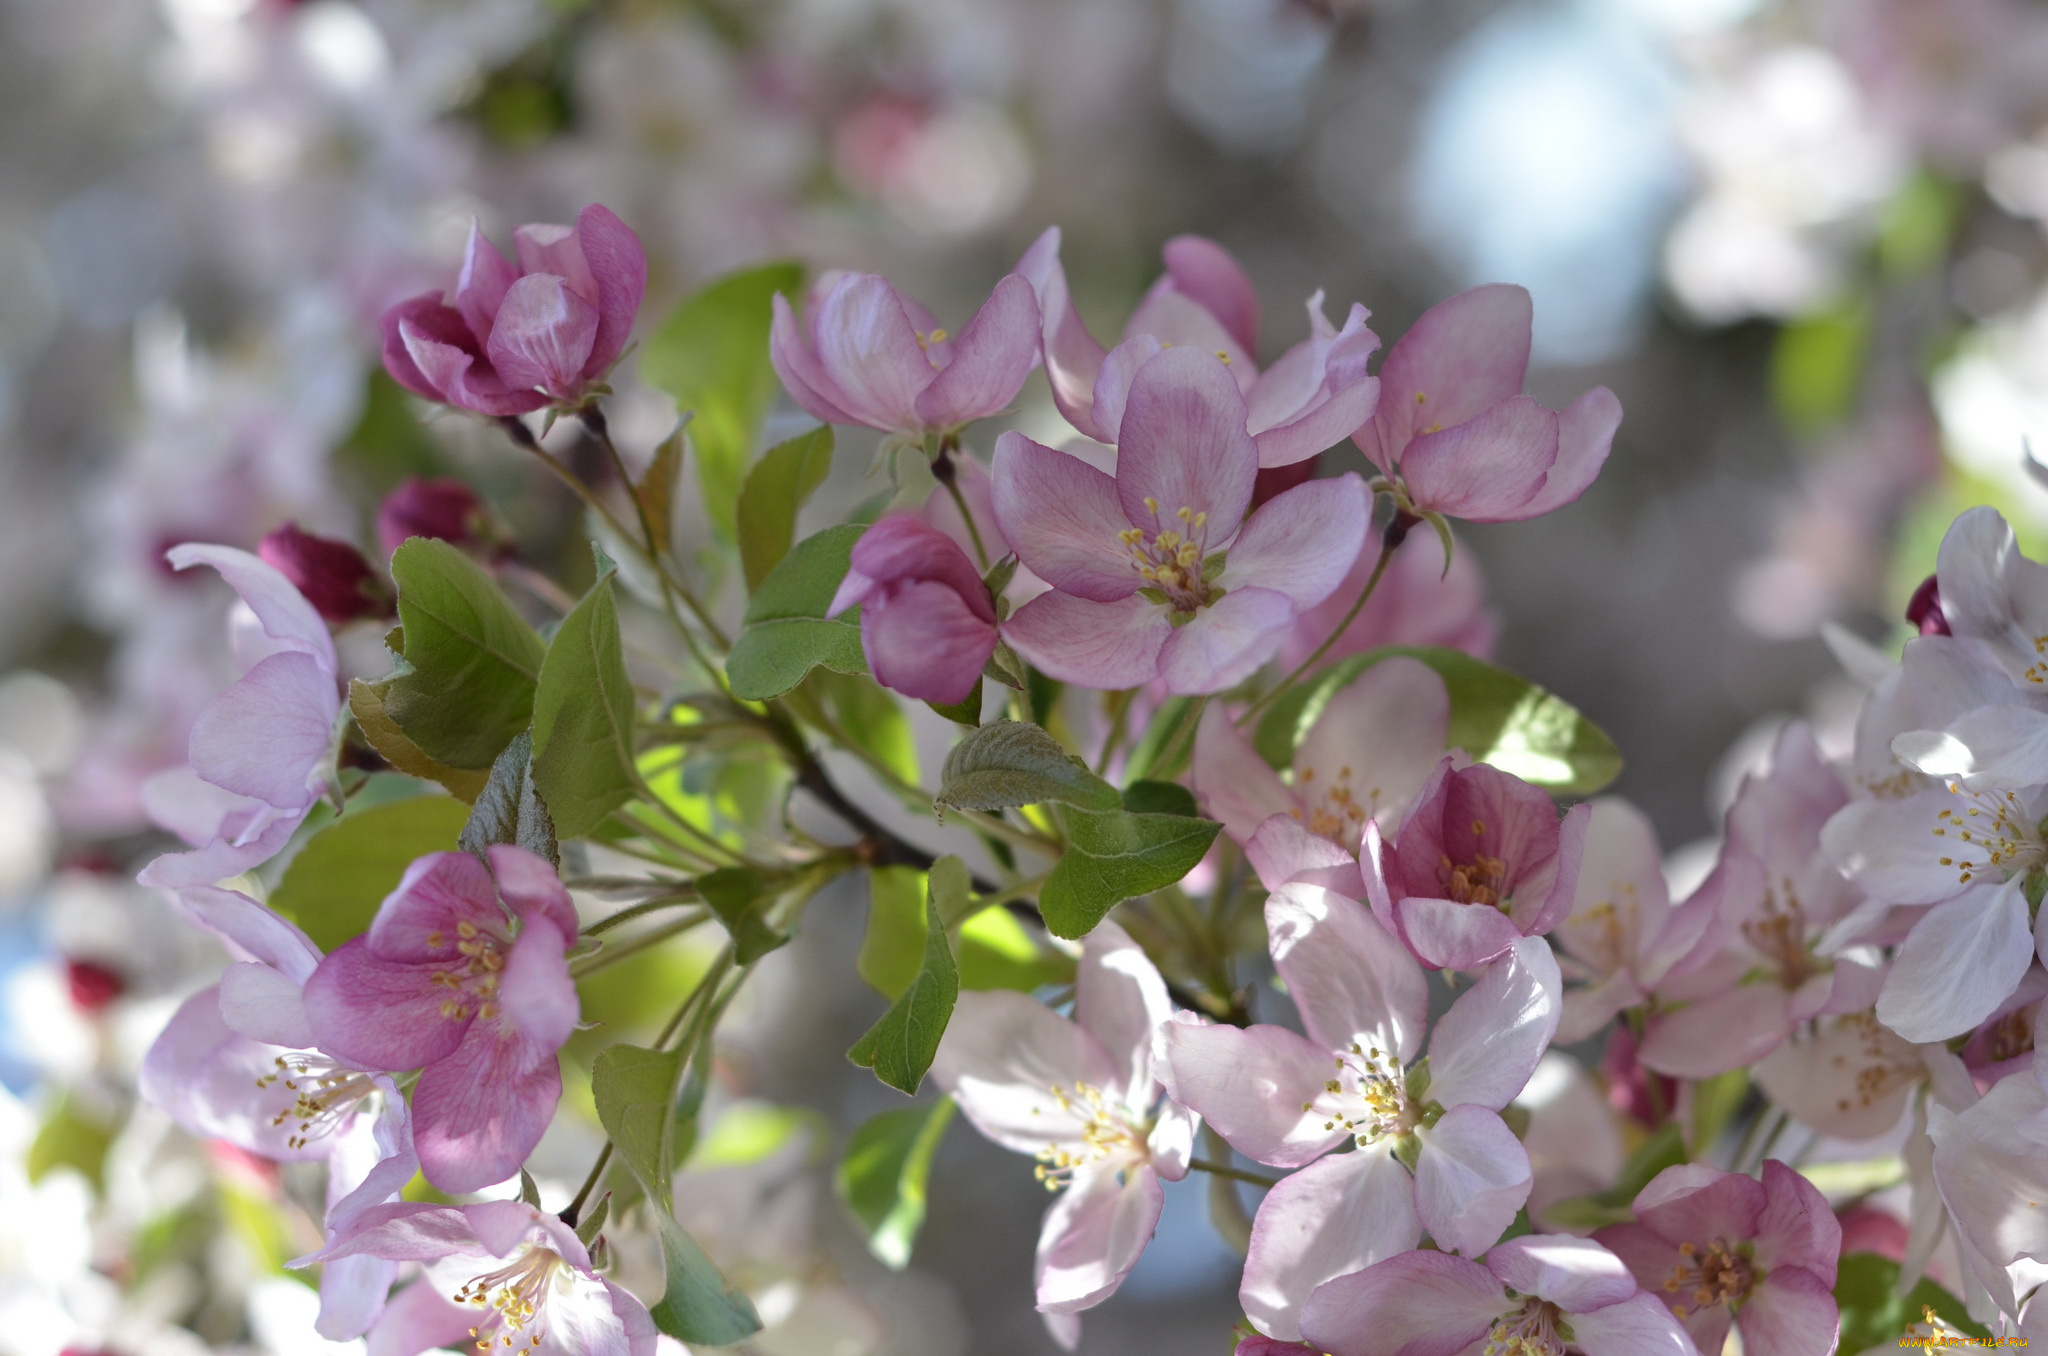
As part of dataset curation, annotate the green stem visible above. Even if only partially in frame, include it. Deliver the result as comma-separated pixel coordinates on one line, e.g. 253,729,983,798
560,1141,612,1227
1237,530,1401,728
1152,695,1208,775
585,894,699,936
570,911,709,978
1188,1157,1281,1189
1094,689,1134,776
941,472,991,571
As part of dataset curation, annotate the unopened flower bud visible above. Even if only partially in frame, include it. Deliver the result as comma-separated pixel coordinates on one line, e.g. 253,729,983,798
828,515,997,705
1906,573,1950,636
257,523,390,624
376,476,488,559
64,957,125,1013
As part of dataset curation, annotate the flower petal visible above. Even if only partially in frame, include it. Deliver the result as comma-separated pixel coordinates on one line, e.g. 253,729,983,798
1159,234,1261,355
1414,1103,1531,1256
1757,1158,1841,1282
380,294,469,403
1515,385,1621,518
1074,919,1174,1109
139,988,324,1159
1397,395,1559,523
1088,334,1164,446
165,543,336,668
571,203,647,377
1877,880,2033,1042
1124,286,1255,389
1295,655,1450,836
931,990,1119,1156
188,651,338,810
169,884,322,979
1157,587,1296,695
219,961,315,1048
501,917,577,1053
1637,983,1793,1078
1224,473,1371,610
809,273,933,435
848,516,994,622
1003,591,1170,689
1268,884,1427,1064
486,845,579,941
1483,1233,1637,1312
1245,815,1368,895
303,938,471,1072
1034,1163,1164,1313
1113,346,1257,537
362,1278,477,1356
1360,282,1533,472
1162,1019,1345,1168
1568,1292,1702,1356
769,293,861,425
1389,895,1528,970
991,432,1139,602
915,273,1040,429
453,220,517,343
486,273,600,400
1016,226,1109,439
1425,936,1561,1110
1190,704,1294,849
1296,1243,1504,1356
864,582,999,705
1246,1150,1426,1343
410,1022,562,1194
367,851,505,963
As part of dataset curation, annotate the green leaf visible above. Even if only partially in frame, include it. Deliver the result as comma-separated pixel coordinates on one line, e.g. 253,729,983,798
849,879,958,1094
348,679,488,802
27,1093,114,1190
635,425,684,556
591,1043,683,1195
1121,779,1199,817
335,369,443,498
1835,1252,1988,1351
837,1100,955,1269
958,905,1075,992
927,687,983,727
274,796,472,951
1038,805,1221,940
1772,296,1870,435
935,719,1120,814
697,865,789,964
380,538,546,769
1255,647,1622,796
458,732,559,869
808,668,918,786
1122,696,1199,782
648,1206,763,1345
638,261,805,541
530,569,640,840
737,426,835,590
859,866,928,1001
724,525,868,700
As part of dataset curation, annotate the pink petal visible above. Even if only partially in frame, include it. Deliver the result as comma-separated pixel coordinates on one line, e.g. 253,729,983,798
500,917,577,1053
991,432,1140,602
1521,800,1591,937
1034,1163,1164,1313
848,515,994,622
318,1201,486,1264
1016,226,1109,438
1002,591,1170,689
1516,385,1621,518
137,812,303,890
166,543,336,668
219,961,314,1048
1296,656,1451,836
1190,704,1294,849
1162,1019,1343,1168
1732,1267,1839,1356
1390,896,1527,970
571,204,647,377
1156,586,1297,695
317,1253,399,1342
1756,1158,1840,1281
170,884,322,979
1253,373,1382,468
769,293,862,425
1632,1162,1767,1244
1413,1103,1531,1256
1425,936,1561,1110
864,582,999,704
486,273,600,400
486,845,579,941
410,1021,562,1194
1267,885,1427,1064
1160,234,1261,355
453,220,517,343
1244,815,1367,896
303,938,471,1072
810,273,934,435
367,851,505,963
1637,984,1792,1078
1074,920,1173,1109
1114,347,1257,537
188,651,338,810
363,1278,477,1356
915,273,1041,429
1245,1150,1426,1343
1124,286,1255,390
1225,474,1371,610
1089,334,1164,445
512,221,597,303
399,316,547,417
378,294,471,403
932,990,1119,1156
1483,1234,1636,1312
1360,283,1533,471
139,988,325,1160
1568,1292,1703,1356
1877,881,2034,1043
1296,1245,1505,1356
1397,395,1559,523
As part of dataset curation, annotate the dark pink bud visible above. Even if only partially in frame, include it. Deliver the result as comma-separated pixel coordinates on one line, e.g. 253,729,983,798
257,523,390,624
1906,573,1950,635
827,515,997,706
1249,455,1317,510
1836,1204,1908,1262
377,477,485,559
65,958,125,1013
1601,1023,1676,1130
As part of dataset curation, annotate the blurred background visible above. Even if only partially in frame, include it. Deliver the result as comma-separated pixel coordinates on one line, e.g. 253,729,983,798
1,0,2046,1351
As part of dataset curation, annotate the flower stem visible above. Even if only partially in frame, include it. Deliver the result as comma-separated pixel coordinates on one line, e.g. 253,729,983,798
569,910,709,978
585,894,699,936
1188,1157,1281,1189
1236,519,1406,729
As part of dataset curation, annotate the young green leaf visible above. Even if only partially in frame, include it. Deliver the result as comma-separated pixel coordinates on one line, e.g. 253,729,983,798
724,525,868,700
272,796,472,951
836,1100,955,1269
347,679,488,802
458,732,559,868
956,906,1076,993
859,866,928,1001
637,261,805,541
1036,805,1222,940
935,719,1120,814
696,866,788,964
530,569,640,840
737,425,835,590
1121,696,1199,782
647,1206,763,1345
1121,779,1199,818
1254,646,1623,796
378,537,546,769
591,1043,683,1195
635,424,684,555
849,878,959,1094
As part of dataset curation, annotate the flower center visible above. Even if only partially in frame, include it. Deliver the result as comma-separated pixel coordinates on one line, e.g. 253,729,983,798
255,1054,379,1150
1033,1082,1146,1190
1120,498,1218,614
1572,888,1638,975
1930,781,2048,886
1436,815,1510,908
1980,1004,2036,1066
425,919,510,1023
1739,883,1815,990
1484,1298,1569,1356
1288,764,1379,850
455,1244,567,1352
1664,1238,1758,1317
1301,1041,1418,1146
1829,1012,1925,1116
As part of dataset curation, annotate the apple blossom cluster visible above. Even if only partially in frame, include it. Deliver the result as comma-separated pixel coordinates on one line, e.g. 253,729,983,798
103,193,2048,1356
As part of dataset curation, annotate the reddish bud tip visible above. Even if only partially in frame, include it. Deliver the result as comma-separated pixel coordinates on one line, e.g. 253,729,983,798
1249,456,1317,511
257,523,390,625
377,477,486,560
1906,574,1949,636
64,958,125,1013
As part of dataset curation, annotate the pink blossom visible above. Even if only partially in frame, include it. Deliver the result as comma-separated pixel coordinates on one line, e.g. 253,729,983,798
257,523,388,625
992,347,1369,695
315,1199,656,1356
1017,227,1381,467
137,544,342,891
1163,876,1559,1339
1353,283,1623,523
1551,798,1687,1042
1190,656,1448,855
769,270,1039,440
827,515,997,705
929,921,1196,1342
1300,1234,1698,1356
1276,522,1498,670
302,846,580,1194
381,206,646,416
378,476,489,560
1595,1160,1842,1356
1361,757,1591,971
1928,1068,2048,1321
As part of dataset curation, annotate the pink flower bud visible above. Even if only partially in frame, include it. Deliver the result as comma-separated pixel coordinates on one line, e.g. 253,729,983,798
1906,572,1950,635
256,523,389,625
828,515,997,705
376,476,487,559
